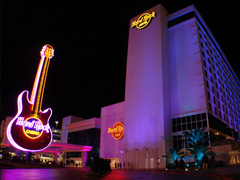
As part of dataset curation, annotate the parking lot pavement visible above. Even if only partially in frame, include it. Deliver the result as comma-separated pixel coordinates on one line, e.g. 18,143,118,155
1,166,238,180
102,169,228,180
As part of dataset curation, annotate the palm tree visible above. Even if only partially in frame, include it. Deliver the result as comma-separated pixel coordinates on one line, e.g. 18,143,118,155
166,148,180,163
182,128,208,145
182,128,216,164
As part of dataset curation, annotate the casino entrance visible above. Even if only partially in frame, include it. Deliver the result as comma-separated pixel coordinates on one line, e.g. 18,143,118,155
107,158,120,169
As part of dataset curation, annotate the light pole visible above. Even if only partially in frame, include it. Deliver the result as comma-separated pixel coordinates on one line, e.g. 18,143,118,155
160,136,173,168
143,147,149,169
124,149,128,169
134,148,139,169
55,121,59,128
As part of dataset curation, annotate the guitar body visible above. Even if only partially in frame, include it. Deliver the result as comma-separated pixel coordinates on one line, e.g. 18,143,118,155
7,90,52,151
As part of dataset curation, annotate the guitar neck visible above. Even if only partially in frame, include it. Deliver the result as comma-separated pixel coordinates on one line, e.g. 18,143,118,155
30,45,54,116
30,56,51,115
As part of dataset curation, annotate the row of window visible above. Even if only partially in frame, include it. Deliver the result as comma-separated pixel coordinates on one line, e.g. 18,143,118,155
168,11,195,28
203,55,240,110
202,48,240,107
198,22,240,131
172,113,206,125
168,11,240,133
68,128,100,147
173,133,210,150
172,113,207,132
199,23,240,91
173,135,192,149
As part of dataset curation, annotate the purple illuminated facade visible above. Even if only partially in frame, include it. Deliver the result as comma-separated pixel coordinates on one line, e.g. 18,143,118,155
100,4,240,168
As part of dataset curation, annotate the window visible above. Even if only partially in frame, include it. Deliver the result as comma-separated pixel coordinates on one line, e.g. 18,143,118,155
192,122,197,129
182,117,186,123
177,118,181,124
172,118,177,125
168,11,195,28
197,114,201,120
182,124,187,131
202,120,207,127
205,71,208,78
212,86,215,93
202,51,205,58
209,103,212,112
173,135,192,149
207,91,210,100
177,125,181,131
202,113,207,119
197,121,202,128
172,113,208,132
206,80,209,88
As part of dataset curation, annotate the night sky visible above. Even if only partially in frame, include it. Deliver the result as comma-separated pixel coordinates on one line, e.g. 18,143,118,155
2,0,239,128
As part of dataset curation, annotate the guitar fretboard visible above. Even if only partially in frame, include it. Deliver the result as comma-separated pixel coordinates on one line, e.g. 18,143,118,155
30,45,54,116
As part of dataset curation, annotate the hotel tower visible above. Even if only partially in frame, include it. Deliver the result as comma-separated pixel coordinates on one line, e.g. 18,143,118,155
100,4,240,168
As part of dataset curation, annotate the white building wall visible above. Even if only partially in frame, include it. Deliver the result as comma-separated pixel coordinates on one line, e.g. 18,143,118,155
61,116,72,143
100,102,124,164
61,116,100,143
124,4,170,169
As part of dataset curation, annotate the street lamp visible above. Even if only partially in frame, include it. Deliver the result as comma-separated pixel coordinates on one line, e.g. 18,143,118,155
55,121,59,128
144,147,149,169
134,148,139,170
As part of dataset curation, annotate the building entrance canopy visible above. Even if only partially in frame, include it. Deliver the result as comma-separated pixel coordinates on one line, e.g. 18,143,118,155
41,142,92,154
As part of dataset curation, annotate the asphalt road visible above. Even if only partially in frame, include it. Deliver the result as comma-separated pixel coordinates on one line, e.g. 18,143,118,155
0,167,226,180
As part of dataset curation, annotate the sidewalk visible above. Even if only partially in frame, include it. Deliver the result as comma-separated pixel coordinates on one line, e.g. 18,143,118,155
159,165,240,180
197,165,240,176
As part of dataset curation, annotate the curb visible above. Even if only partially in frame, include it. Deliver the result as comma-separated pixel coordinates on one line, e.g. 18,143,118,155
121,168,232,180
159,170,231,180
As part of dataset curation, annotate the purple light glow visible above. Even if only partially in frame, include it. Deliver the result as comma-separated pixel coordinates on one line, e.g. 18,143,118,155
52,143,92,152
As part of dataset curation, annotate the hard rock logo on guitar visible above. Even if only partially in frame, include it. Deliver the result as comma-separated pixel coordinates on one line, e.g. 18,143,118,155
6,44,54,152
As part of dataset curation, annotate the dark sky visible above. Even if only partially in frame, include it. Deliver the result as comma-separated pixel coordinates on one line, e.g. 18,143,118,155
1,0,239,127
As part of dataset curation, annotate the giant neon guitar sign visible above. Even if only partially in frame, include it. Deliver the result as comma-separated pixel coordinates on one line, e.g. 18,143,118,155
7,44,54,152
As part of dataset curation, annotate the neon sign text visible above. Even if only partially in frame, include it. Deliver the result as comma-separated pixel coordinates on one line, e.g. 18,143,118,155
16,117,50,133
108,122,124,140
131,11,156,29
26,130,40,135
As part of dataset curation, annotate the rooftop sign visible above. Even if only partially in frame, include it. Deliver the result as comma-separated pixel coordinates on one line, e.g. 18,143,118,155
131,11,156,29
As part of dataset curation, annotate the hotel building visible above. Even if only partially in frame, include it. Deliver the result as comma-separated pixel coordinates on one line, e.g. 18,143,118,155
100,4,240,169
1,4,240,169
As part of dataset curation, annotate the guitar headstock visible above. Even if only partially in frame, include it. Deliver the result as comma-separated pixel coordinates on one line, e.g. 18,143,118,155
40,44,54,59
